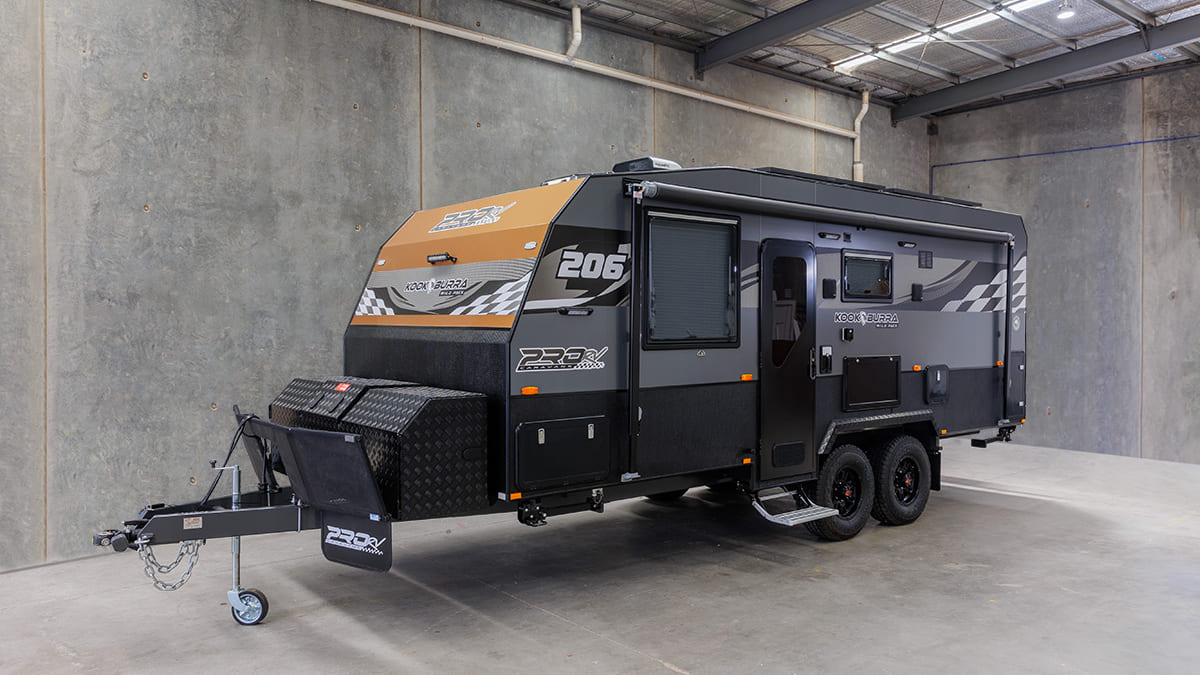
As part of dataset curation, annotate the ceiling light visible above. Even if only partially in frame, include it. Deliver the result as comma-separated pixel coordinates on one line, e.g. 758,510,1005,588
884,36,932,54
1056,0,1076,20
943,13,998,33
835,54,877,72
1007,0,1054,12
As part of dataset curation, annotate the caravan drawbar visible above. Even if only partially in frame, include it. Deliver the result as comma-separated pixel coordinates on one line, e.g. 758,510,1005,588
95,161,1028,624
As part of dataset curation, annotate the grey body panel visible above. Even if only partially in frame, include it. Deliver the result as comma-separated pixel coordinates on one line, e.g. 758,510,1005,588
501,166,1023,493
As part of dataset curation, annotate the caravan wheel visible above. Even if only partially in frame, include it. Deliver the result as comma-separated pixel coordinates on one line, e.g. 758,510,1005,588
870,435,931,526
804,444,875,541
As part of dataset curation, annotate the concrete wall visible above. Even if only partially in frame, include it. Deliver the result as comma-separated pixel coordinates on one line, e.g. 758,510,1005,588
0,0,47,571
0,0,925,570
931,70,1200,463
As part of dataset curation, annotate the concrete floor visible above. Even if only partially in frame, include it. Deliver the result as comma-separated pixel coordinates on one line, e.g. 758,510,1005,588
2,439,1198,674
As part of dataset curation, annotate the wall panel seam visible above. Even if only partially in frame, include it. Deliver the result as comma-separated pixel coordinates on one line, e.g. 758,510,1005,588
418,0,424,210
1138,77,1145,460
39,0,49,563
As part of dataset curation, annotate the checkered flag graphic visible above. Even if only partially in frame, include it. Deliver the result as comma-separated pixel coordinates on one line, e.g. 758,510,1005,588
941,256,1026,313
451,273,532,316
355,288,396,316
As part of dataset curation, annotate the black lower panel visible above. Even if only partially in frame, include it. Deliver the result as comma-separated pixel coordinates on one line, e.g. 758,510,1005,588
815,367,1003,443
509,391,627,494
636,383,756,478
515,416,611,491
936,367,1004,432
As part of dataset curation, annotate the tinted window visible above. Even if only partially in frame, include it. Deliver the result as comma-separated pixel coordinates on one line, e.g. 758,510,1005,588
770,256,806,366
842,251,892,301
647,216,738,345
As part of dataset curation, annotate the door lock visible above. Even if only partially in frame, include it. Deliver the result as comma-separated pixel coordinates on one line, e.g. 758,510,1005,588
819,346,833,374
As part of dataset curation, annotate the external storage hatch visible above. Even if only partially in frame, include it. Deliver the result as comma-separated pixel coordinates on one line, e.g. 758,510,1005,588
269,377,488,520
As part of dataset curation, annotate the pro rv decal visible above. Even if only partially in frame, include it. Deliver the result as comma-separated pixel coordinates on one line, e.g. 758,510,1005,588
516,346,609,372
324,525,388,557
429,201,516,233
834,311,900,329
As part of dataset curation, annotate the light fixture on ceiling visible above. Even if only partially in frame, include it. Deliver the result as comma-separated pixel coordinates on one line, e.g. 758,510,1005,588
1056,0,1076,20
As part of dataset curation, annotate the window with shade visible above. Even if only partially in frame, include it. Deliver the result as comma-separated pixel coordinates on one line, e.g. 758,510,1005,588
646,213,739,347
841,250,893,302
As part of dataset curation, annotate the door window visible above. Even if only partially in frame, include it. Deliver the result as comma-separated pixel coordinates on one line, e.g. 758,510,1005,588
770,256,806,366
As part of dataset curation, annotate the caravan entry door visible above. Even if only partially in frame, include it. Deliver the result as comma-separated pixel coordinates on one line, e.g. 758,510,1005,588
758,238,817,483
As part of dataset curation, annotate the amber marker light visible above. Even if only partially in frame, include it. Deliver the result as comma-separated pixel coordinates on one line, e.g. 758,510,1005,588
742,457,752,464
741,373,754,381
996,360,1004,367
913,365,922,371
521,386,539,395
940,429,948,435
510,492,522,500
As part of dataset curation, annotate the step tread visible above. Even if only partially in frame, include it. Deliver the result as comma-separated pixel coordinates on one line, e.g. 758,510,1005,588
752,499,839,526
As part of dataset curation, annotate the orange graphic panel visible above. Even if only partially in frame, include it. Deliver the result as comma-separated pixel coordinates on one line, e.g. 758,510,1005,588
350,179,583,328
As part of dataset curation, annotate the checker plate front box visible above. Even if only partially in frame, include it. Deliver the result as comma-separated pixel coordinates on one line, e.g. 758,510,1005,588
269,377,489,521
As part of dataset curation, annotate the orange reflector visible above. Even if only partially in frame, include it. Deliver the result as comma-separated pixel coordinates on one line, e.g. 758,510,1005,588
740,373,754,381
940,429,948,435
510,492,522,500
996,360,1004,367
1020,418,1026,424
742,457,752,465
912,365,922,372
521,386,539,395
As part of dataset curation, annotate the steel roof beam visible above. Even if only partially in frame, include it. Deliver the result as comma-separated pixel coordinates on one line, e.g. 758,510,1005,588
893,12,1200,121
1092,0,1157,26
696,0,887,72
1092,0,1200,61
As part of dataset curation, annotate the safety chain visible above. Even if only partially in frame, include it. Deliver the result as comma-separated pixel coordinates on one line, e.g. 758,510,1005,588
138,540,204,592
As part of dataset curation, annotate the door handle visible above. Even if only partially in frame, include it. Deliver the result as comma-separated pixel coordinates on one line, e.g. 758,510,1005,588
809,347,816,381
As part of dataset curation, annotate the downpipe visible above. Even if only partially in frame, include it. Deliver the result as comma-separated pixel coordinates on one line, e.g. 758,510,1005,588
565,4,581,59
852,89,870,182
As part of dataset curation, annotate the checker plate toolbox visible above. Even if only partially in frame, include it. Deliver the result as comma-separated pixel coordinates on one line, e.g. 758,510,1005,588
269,377,489,521
93,163,1027,625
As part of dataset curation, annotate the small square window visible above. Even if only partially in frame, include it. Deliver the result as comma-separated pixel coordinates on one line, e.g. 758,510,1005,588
842,250,893,302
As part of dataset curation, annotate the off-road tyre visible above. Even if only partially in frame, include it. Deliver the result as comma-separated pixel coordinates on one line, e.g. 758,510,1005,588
870,434,932,526
804,444,875,541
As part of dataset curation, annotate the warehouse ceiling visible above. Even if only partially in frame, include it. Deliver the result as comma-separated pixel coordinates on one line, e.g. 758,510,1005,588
503,0,1200,120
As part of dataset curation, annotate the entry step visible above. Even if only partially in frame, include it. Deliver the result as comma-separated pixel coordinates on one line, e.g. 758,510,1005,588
751,488,838,527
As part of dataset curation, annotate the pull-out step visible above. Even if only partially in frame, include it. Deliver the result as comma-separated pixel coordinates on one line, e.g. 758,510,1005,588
752,488,839,527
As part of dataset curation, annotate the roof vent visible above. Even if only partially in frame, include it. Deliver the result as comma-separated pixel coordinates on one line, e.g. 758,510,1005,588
612,156,681,173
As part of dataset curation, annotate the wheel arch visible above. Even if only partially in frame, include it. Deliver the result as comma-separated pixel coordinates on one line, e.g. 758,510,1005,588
824,420,940,491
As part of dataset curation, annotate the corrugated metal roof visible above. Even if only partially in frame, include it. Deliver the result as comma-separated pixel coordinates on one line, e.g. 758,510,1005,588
510,0,1200,115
